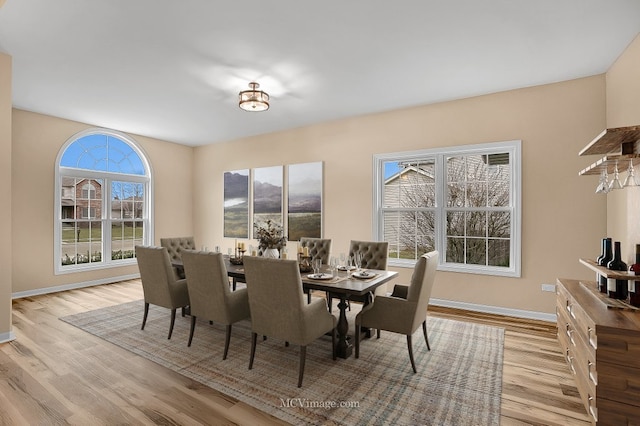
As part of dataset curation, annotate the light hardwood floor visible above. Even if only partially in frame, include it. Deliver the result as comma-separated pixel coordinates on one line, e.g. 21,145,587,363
0,280,590,425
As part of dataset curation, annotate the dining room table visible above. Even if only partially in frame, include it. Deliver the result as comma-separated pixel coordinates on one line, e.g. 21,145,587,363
172,255,398,359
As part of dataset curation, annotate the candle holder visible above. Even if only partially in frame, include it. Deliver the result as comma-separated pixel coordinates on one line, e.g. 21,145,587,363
230,249,246,265
298,255,313,272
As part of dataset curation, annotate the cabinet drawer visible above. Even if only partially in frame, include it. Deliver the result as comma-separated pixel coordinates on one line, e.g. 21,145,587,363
556,285,598,354
572,355,598,423
572,333,598,391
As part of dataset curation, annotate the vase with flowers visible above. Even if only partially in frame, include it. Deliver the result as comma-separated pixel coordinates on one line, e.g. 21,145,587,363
254,219,287,259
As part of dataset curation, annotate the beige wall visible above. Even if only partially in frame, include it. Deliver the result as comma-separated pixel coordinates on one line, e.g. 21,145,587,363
0,52,13,340
194,75,607,315
606,33,640,264
11,110,194,294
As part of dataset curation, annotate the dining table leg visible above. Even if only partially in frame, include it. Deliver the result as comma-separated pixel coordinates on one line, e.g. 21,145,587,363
335,294,353,359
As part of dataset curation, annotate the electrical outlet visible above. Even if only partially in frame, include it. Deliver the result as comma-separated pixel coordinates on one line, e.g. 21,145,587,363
541,283,556,292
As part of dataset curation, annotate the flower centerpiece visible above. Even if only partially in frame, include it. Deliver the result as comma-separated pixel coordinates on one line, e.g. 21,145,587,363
254,219,287,258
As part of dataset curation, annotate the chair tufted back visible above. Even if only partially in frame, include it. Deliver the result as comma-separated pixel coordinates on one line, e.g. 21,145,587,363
300,237,332,264
348,240,389,270
160,237,196,261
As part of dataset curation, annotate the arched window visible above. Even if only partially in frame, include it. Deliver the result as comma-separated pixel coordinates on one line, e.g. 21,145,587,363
55,129,153,273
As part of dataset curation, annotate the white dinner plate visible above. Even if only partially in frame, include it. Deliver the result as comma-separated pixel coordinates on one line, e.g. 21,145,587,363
352,271,375,279
337,265,356,271
307,273,333,280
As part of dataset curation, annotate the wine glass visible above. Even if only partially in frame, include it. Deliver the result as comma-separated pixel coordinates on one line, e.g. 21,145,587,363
312,258,322,276
339,253,347,271
329,256,338,276
354,252,363,272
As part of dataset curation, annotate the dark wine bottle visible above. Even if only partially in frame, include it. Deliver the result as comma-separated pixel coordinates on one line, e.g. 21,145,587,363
598,238,613,293
629,244,640,307
607,241,628,300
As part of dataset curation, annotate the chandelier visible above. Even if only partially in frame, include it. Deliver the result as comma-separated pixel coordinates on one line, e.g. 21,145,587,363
238,82,270,112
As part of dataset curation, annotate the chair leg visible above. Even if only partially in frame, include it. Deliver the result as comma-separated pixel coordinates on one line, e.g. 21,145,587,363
376,329,381,339
285,341,289,347
181,306,186,317
168,309,177,339
327,293,332,313
223,324,232,360
298,345,307,387
187,315,197,347
422,320,430,350
141,302,149,330
249,332,257,370
307,290,311,304
407,335,417,373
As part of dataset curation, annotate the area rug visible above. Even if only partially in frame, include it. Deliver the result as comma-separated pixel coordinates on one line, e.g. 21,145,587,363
60,301,504,425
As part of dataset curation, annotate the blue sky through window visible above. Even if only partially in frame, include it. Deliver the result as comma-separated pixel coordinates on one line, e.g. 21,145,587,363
384,161,401,179
61,134,145,175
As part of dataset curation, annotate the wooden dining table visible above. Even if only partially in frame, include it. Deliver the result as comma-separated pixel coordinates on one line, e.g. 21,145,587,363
173,255,398,359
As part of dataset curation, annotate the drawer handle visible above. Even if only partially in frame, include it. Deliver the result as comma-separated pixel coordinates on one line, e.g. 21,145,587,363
567,355,576,374
587,327,597,349
588,395,598,422
565,327,575,346
588,361,598,385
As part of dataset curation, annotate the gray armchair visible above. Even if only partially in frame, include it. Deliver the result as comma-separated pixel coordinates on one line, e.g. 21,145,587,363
243,256,337,387
135,246,190,340
181,251,251,359
355,251,438,373
160,236,196,279
300,237,332,303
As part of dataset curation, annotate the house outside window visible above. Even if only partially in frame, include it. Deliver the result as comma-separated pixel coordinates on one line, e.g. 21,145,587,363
55,129,153,273
374,140,521,277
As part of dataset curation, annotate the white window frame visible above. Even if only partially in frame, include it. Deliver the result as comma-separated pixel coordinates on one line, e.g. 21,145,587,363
373,140,521,277
54,128,154,275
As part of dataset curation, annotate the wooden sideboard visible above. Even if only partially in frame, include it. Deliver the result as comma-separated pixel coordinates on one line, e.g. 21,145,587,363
556,278,640,424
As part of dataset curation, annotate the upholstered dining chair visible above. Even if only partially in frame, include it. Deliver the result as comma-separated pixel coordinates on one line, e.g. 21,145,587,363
135,245,190,340
300,237,332,264
181,251,251,359
355,251,438,373
328,240,389,312
243,256,337,387
160,236,196,279
300,237,332,303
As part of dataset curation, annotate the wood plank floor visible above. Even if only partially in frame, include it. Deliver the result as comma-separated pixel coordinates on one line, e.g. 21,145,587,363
0,280,591,425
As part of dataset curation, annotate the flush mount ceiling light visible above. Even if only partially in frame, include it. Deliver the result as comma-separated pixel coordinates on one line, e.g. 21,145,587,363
238,82,270,112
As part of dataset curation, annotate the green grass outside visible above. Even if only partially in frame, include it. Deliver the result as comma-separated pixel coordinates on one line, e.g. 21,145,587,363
62,226,143,242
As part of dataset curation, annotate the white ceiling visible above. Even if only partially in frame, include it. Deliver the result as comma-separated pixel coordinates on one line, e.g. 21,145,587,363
1,1,639,147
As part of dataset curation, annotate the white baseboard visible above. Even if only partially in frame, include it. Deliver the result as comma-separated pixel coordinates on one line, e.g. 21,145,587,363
0,331,16,343
12,274,140,300
430,298,556,323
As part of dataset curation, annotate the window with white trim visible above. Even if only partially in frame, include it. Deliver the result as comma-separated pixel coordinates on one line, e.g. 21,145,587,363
55,129,153,274
374,140,521,277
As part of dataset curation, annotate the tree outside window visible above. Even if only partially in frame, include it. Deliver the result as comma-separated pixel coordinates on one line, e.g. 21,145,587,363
375,141,521,277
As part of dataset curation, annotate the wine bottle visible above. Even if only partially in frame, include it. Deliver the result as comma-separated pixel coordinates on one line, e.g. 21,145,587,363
598,238,613,293
607,241,628,300
629,244,640,307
